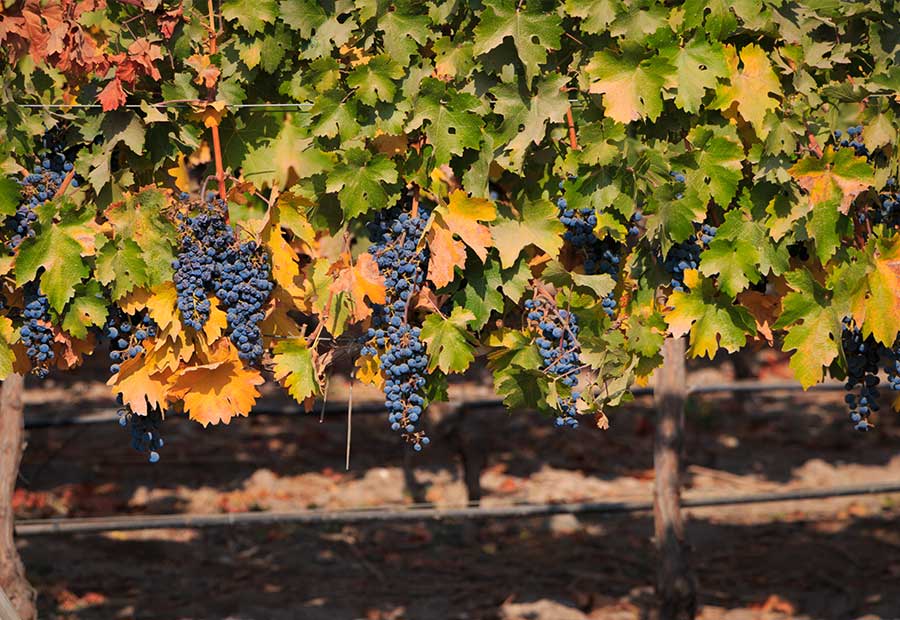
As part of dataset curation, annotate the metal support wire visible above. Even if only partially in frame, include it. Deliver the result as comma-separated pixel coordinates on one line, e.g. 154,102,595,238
22,380,846,430
14,481,900,537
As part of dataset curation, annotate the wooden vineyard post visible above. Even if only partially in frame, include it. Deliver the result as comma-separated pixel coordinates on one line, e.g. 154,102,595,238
0,374,35,620
653,337,697,620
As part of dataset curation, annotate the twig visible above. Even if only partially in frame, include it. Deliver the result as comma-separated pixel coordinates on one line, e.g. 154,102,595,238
565,107,578,150
53,168,76,198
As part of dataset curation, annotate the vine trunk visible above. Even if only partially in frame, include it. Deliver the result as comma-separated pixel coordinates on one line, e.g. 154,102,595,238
653,337,697,620
0,374,36,620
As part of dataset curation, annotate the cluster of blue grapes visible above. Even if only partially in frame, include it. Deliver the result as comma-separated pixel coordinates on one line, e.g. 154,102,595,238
556,192,621,317
105,309,156,375
8,150,77,251
360,203,431,450
20,285,54,378
841,319,882,431
659,172,718,292
117,405,165,463
172,195,273,363
834,126,869,158
524,297,582,428
216,241,273,362
173,195,232,330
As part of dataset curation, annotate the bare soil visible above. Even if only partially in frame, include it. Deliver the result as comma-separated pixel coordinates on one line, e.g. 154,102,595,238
11,354,900,620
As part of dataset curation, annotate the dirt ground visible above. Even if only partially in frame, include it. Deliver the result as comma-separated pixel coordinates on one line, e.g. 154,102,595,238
11,353,900,620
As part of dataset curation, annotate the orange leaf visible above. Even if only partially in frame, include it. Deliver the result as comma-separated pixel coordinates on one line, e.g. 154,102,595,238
261,208,306,300
186,54,221,90
427,225,466,288
167,339,264,425
97,78,126,111
426,190,496,287
330,252,386,322
108,353,173,416
735,290,779,345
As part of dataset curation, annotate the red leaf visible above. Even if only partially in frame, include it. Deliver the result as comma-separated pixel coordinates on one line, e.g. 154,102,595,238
158,3,184,39
97,77,126,111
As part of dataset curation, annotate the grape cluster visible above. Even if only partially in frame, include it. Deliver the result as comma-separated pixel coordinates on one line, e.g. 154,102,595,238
841,318,882,431
524,297,582,428
360,203,431,450
834,126,869,158
20,285,54,378
556,194,621,317
629,209,643,236
118,405,165,463
658,173,717,292
173,195,232,330
216,241,273,363
172,195,274,363
106,309,156,375
8,149,77,251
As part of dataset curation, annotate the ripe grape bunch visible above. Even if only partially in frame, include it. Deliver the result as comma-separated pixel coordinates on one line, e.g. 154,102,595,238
524,296,582,428
360,202,431,450
660,173,717,292
172,194,274,363
7,148,77,251
117,405,165,463
105,309,157,375
841,318,883,432
556,190,621,317
20,284,54,378
173,194,233,330
834,126,899,228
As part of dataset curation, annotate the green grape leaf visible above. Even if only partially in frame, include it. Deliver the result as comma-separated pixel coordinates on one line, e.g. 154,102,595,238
644,188,707,255
452,257,504,331
771,269,842,388
661,39,729,113
407,79,483,164
472,0,563,86
222,0,278,34
16,203,94,313
103,188,176,288
95,238,150,301
273,337,320,404
542,260,616,299
62,281,109,339
789,147,874,216
347,55,404,106
564,0,620,35
491,72,571,171
665,270,756,359
492,198,565,268
420,307,477,373
309,90,361,141
379,11,431,65
279,0,326,37
326,148,399,220
0,176,21,218
583,50,674,124
242,120,332,190
684,125,743,208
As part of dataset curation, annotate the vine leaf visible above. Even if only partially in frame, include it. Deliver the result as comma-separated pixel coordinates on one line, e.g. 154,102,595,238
665,270,756,359
242,120,332,190
451,256,505,330
273,337,319,405
0,177,20,217
261,204,306,300
0,316,16,381
771,270,842,388
492,198,565,268
279,0,326,37
328,252,386,322
355,353,384,388
864,237,900,345
663,39,729,114
584,50,674,124
326,148,399,219
167,340,265,426
685,125,743,208
347,55,404,105
109,354,174,417
788,147,874,216
104,188,176,288
95,239,150,301
427,190,496,288
16,207,93,313
62,281,109,339
712,44,782,134
222,0,278,34
420,307,477,373
98,78,127,112
472,0,562,86
407,78,483,165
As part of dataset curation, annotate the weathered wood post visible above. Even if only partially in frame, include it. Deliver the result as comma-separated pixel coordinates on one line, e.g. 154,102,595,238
653,337,697,620
0,374,36,620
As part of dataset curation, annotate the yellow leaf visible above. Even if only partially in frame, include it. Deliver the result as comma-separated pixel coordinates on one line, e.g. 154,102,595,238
713,44,782,134
262,208,306,300
864,237,900,345
167,154,190,193
167,339,264,425
426,190,496,287
354,353,384,388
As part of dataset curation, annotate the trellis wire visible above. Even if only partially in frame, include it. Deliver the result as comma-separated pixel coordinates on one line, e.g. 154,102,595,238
15,481,900,537
22,380,846,430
